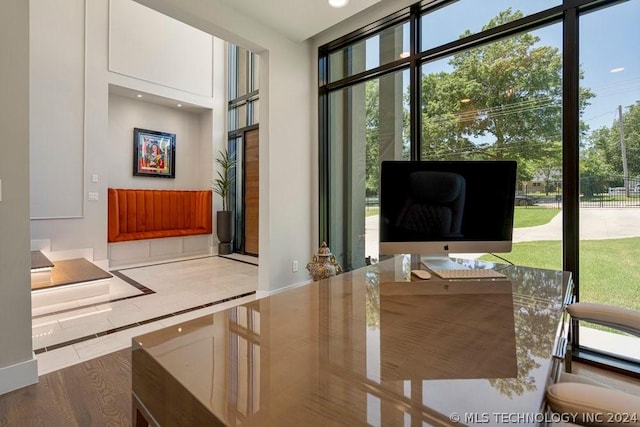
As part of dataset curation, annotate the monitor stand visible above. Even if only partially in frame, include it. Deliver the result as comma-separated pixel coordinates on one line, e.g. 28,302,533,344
421,255,470,271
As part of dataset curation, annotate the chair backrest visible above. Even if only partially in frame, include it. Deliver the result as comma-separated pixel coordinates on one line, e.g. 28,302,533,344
567,302,640,337
394,171,466,238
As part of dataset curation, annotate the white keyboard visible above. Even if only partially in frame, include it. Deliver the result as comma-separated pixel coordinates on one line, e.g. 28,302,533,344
430,268,507,279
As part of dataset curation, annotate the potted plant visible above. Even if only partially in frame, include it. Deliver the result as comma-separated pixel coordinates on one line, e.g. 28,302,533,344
212,148,236,255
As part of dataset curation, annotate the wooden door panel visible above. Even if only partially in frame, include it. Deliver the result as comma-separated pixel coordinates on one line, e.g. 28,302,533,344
244,129,259,255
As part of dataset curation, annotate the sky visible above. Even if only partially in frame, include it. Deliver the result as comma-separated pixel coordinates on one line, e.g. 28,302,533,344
362,0,640,134
579,1,640,131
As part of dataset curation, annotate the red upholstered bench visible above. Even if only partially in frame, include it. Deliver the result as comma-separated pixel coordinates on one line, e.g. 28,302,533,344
108,188,212,243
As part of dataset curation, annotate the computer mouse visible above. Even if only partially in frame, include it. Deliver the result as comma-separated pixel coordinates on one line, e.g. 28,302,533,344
411,269,431,280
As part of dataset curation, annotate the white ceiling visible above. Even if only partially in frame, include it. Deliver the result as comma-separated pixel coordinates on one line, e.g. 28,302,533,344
216,0,381,42
109,84,211,113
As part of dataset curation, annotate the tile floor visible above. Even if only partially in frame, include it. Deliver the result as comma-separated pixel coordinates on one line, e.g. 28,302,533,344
32,255,259,375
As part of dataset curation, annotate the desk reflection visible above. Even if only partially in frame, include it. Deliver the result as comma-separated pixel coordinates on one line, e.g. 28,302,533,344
379,280,517,380
132,256,571,427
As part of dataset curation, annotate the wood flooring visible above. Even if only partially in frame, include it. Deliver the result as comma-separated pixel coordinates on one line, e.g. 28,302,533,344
1,349,638,426
0,349,132,426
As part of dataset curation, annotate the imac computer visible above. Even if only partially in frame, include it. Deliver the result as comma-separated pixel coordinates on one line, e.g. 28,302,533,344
379,160,517,270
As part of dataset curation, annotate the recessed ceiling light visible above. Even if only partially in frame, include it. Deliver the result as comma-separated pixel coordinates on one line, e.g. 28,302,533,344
329,0,348,8
136,94,143,98
177,104,182,107
610,67,625,73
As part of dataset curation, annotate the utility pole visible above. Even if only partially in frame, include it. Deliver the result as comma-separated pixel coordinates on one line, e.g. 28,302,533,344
619,105,629,197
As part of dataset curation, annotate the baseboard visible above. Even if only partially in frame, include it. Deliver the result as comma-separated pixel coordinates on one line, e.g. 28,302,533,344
0,353,38,395
258,278,312,298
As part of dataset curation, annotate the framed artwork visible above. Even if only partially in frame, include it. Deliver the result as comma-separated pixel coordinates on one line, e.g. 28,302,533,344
133,128,176,178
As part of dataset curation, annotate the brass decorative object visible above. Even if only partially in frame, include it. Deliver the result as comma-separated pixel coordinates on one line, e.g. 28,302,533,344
306,242,343,281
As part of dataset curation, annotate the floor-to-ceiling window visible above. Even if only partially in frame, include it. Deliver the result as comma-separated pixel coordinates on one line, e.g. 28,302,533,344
577,0,640,367
321,21,411,270
319,0,639,374
228,44,260,255
420,20,564,270
327,71,411,270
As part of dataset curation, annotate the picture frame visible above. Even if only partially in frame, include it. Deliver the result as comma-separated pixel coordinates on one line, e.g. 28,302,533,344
133,128,176,178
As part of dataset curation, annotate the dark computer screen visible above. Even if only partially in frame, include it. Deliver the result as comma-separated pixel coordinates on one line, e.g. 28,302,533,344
379,160,517,256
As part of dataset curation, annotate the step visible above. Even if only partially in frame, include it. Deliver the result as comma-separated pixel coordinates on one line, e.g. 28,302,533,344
31,250,54,287
31,258,113,313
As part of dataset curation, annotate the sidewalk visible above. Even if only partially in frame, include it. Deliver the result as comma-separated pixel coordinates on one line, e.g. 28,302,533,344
365,207,640,257
365,207,640,362
513,207,640,242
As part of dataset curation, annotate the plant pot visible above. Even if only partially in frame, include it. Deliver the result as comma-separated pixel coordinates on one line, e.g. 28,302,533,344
217,210,233,255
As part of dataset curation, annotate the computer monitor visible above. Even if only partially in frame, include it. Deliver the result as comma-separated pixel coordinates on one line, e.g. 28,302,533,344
379,160,517,266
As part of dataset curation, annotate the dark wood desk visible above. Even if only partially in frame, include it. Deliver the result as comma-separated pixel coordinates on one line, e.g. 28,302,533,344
131,256,572,426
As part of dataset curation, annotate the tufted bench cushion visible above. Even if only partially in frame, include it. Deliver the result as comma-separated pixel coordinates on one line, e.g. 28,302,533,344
108,188,212,242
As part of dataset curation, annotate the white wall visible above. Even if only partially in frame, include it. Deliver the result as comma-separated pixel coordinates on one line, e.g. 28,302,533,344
30,0,85,219
31,0,110,259
211,37,227,201
109,0,213,98
108,94,211,190
0,0,38,395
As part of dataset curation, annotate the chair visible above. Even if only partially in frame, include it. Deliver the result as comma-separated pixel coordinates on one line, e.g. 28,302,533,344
394,171,466,238
545,302,640,426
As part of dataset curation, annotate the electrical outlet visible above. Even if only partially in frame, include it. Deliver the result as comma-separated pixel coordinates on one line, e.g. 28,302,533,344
88,192,99,201
292,260,299,272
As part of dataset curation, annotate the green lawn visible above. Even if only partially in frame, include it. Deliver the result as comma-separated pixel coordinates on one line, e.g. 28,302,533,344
513,206,559,227
480,209,640,311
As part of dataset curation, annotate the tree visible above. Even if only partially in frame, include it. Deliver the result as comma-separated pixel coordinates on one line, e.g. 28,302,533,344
365,80,380,196
420,9,594,179
582,101,640,184
365,8,596,195
532,140,563,194
580,147,615,196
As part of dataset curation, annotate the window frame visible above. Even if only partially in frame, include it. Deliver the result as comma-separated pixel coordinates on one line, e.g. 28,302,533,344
318,0,637,374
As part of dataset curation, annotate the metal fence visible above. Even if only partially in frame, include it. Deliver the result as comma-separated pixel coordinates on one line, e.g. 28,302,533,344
533,177,640,208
